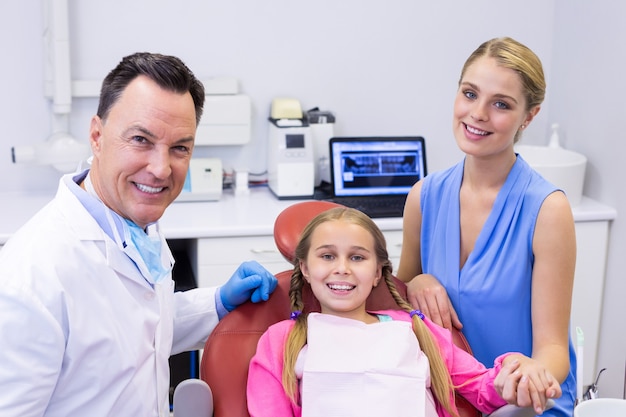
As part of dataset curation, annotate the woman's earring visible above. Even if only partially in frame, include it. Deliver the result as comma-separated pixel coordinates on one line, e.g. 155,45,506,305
520,124,526,129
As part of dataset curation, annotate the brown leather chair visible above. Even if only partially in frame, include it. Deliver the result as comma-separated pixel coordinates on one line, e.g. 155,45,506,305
200,201,480,417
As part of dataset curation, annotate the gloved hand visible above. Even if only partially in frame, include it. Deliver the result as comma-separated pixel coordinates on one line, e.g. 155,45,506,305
220,261,278,312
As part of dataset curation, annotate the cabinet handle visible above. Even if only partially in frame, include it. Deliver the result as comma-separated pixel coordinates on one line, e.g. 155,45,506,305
250,248,278,254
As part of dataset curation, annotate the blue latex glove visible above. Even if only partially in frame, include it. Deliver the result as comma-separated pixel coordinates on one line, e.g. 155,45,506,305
220,261,278,312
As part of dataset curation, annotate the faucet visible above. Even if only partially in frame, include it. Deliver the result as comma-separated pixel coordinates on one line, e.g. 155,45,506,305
583,367,607,400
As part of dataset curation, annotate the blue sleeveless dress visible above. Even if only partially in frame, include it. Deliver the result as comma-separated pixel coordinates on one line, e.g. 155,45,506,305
420,155,576,416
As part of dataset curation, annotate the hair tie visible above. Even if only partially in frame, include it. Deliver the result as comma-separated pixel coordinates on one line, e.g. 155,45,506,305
290,311,302,320
410,310,425,320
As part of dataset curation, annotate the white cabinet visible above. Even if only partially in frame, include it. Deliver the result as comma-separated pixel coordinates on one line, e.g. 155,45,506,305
571,220,611,386
383,230,403,274
194,236,293,288
194,230,405,288
188,196,614,388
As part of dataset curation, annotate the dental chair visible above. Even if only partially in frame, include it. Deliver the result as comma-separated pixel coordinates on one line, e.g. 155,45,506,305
173,201,544,417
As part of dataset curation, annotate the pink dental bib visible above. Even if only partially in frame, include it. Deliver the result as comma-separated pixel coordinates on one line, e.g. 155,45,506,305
301,313,431,417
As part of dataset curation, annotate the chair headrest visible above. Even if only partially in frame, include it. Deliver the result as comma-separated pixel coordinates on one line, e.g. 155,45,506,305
273,201,343,264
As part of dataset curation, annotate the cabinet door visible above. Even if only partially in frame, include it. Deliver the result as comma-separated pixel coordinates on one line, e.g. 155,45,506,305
383,230,403,274
571,221,610,386
196,236,292,288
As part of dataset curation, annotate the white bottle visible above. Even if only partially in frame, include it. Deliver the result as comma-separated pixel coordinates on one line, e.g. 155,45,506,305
548,123,561,148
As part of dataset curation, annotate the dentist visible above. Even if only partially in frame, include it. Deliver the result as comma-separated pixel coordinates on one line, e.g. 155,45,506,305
0,52,277,417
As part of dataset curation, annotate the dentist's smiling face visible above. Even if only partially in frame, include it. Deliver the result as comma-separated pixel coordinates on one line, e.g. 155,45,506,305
88,75,196,228
300,219,382,323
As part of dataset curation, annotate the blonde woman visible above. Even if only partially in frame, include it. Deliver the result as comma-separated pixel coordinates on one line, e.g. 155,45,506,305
397,37,576,417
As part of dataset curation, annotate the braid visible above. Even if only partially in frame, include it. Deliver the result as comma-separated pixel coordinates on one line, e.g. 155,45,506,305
385,275,458,417
289,264,305,313
282,265,308,403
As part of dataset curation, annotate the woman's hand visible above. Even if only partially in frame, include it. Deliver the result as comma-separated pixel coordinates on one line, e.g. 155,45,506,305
495,355,562,415
406,273,462,330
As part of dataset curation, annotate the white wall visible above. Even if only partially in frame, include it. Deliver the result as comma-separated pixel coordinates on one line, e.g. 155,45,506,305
1,0,623,397
0,0,556,192
549,0,626,399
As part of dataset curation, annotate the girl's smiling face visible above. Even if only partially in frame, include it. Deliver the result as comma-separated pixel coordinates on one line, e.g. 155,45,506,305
300,219,382,323
453,56,539,159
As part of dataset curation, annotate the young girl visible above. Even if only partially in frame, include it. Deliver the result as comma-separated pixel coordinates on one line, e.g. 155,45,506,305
247,207,560,417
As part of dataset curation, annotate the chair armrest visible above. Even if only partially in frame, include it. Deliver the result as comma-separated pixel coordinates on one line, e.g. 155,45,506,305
173,378,214,417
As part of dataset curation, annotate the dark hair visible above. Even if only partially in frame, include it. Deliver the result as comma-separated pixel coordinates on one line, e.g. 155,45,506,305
97,52,205,125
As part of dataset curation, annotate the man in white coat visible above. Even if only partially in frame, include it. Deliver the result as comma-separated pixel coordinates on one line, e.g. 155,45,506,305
0,52,277,417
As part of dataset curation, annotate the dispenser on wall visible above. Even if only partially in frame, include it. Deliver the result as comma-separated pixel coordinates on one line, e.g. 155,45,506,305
267,98,314,199
306,108,336,187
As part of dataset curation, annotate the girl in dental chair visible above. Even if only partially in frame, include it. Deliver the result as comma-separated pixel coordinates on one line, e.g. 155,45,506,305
247,207,560,417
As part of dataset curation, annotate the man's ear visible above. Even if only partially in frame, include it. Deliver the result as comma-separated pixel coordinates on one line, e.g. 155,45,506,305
89,115,104,156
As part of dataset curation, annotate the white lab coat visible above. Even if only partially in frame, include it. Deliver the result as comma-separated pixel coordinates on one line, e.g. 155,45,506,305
0,175,219,417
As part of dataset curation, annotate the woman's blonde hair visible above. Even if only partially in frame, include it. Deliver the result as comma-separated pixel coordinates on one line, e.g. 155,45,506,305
459,37,546,142
282,207,458,416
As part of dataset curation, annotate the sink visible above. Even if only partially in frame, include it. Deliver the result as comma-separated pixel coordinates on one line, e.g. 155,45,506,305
514,145,587,206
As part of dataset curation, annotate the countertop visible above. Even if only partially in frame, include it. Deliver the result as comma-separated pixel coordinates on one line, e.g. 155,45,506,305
0,186,618,244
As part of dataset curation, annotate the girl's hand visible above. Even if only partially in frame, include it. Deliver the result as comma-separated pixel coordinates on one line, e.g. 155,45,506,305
495,355,562,414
